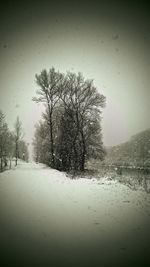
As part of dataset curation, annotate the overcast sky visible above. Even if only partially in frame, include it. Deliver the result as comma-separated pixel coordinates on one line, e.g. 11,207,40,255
0,1,150,156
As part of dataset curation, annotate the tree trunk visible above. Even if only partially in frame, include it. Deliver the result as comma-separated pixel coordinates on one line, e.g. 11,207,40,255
9,157,12,169
81,152,85,171
50,118,55,167
15,141,18,166
4,157,7,167
73,142,78,170
80,130,86,171
48,106,55,168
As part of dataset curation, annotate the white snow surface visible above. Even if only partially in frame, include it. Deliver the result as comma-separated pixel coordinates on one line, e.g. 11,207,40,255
0,161,150,266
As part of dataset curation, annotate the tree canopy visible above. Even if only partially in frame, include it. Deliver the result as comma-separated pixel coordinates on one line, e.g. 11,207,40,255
33,68,106,171
0,111,29,172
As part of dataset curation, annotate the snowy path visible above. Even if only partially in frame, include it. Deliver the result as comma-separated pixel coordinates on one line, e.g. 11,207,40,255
0,162,150,267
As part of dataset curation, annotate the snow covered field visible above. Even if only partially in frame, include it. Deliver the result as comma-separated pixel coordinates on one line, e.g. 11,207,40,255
0,161,150,267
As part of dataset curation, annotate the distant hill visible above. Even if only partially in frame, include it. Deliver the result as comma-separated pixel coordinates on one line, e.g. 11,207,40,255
104,129,150,167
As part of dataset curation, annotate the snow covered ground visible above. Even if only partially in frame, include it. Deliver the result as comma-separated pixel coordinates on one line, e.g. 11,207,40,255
0,161,150,267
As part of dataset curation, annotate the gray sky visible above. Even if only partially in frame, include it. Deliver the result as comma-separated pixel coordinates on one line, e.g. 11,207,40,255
0,1,150,156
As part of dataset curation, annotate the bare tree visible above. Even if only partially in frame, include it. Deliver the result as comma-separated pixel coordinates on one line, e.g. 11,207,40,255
58,72,106,171
32,121,50,165
19,140,29,162
14,116,22,166
0,110,13,171
33,69,106,171
33,68,63,167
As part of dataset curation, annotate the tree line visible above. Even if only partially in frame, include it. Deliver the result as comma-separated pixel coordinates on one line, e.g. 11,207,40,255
32,68,106,172
0,111,29,172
